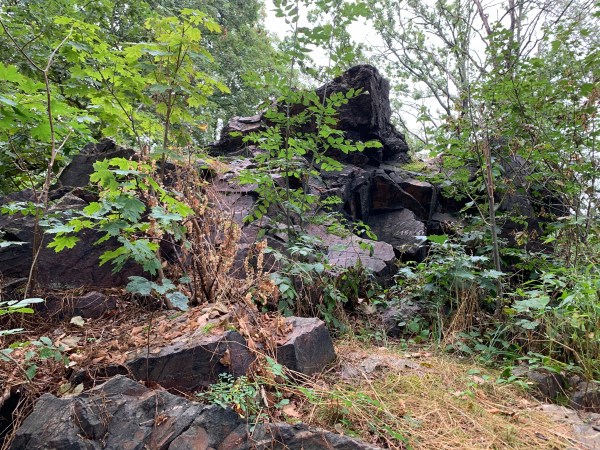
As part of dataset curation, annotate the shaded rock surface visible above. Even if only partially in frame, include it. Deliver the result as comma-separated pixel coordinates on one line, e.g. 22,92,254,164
211,114,263,155
380,301,424,338
367,209,426,260
276,317,336,375
42,291,117,319
511,366,600,415
11,375,380,450
0,189,140,289
58,138,134,188
306,224,395,278
511,366,567,401
571,382,600,413
313,64,410,165
539,404,600,450
126,330,255,391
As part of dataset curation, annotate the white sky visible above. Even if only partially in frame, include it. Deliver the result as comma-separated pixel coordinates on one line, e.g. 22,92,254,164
261,0,555,138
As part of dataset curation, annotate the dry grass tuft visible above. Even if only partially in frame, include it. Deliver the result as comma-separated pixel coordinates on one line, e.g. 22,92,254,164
294,340,581,450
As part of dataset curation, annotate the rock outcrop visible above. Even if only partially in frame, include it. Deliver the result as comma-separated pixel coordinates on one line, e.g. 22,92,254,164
11,375,381,450
313,64,410,165
211,64,409,166
209,65,435,272
69,317,337,393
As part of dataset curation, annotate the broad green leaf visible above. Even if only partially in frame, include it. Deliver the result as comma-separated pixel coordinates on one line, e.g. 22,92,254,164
126,276,154,296
48,235,80,252
166,291,189,310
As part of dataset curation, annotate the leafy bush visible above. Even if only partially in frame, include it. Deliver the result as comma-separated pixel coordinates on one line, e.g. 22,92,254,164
267,233,349,328
507,264,600,379
1,297,68,381
394,234,504,339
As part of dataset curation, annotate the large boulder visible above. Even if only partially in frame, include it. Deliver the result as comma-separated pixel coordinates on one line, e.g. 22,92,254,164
276,317,337,375
126,330,255,391
11,375,381,450
122,316,336,392
209,65,409,166
315,64,409,165
0,190,140,288
306,224,396,278
0,139,142,289
58,138,134,188
367,209,426,260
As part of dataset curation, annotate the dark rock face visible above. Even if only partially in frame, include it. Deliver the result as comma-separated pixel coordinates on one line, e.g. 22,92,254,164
210,114,263,155
380,301,424,338
370,169,405,214
206,65,434,274
427,212,458,235
58,138,134,188
276,317,337,375
126,330,255,391
571,382,600,413
11,376,381,450
511,366,567,401
210,65,409,166
348,169,435,220
0,190,140,288
71,292,117,318
317,164,371,220
306,224,395,278
41,291,117,319
367,209,426,260
315,64,409,165
0,138,142,289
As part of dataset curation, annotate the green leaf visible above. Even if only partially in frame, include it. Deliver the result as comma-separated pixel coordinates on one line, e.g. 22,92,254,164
0,95,17,107
45,224,75,234
126,276,154,296
25,364,38,380
482,270,504,279
0,64,21,82
150,206,182,224
48,235,80,252
39,336,53,346
427,235,448,244
514,293,551,312
153,278,175,295
115,196,146,222
99,246,128,267
166,291,189,310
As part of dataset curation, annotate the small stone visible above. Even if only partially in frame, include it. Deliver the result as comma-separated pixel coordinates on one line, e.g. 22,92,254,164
73,291,117,319
511,366,566,401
